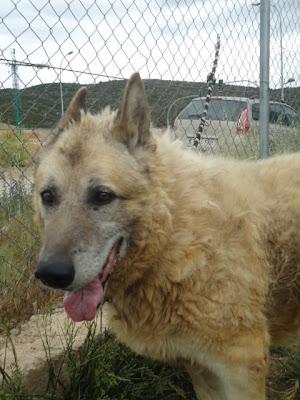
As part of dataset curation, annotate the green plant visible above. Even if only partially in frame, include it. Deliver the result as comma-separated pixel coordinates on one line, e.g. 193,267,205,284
0,198,59,333
0,328,196,400
0,134,33,168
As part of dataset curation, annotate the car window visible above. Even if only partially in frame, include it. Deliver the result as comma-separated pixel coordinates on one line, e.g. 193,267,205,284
180,99,247,121
252,103,300,126
270,104,288,125
252,103,260,121
282,105,300,127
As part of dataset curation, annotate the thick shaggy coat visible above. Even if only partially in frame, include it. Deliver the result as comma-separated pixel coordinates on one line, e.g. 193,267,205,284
34,73,300,400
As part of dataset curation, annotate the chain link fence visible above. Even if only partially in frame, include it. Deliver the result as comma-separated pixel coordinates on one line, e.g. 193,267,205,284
0,0,299,312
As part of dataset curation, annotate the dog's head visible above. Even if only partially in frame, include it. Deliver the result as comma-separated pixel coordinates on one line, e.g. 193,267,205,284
34,73,157,321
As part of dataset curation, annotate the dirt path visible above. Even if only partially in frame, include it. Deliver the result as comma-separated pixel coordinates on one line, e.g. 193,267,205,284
0,306,109,394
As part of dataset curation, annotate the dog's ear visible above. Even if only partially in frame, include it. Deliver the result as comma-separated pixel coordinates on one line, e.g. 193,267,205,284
113,73,154,152
56,87,87,134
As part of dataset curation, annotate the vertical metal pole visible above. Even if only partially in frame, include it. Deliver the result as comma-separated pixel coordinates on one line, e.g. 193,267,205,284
60,70,64,117
259,0,270,159
59,51,73,117
278,10,284,102
59,55,65,117
11,49,22,130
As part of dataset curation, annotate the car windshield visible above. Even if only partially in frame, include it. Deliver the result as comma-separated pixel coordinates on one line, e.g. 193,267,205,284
180,98,247,121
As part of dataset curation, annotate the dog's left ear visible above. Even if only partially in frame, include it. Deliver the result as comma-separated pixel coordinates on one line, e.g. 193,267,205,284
113,73,155,152
57,87,87,134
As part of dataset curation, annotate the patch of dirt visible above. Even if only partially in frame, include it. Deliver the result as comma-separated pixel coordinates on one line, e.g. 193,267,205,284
0,306,109,395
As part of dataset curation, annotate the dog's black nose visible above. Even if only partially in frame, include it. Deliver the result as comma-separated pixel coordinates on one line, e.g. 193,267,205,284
35,256,75,289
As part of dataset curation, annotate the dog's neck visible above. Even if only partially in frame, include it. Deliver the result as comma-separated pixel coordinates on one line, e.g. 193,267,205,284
105,140,208,328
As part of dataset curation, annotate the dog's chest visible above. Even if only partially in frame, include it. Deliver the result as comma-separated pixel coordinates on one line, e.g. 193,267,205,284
104,301,179,361
104,302,225,377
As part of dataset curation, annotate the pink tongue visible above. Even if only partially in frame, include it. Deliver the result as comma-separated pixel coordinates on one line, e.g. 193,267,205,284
63,278,103,322
63,242,120,322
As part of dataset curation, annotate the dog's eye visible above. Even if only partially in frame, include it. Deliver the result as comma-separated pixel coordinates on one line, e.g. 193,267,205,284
41,190,56,206
89,189,116,206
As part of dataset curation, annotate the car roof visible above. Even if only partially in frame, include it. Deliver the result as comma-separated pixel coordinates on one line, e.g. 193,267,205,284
190,96,298,113
250,98,299,112
191,96,249,102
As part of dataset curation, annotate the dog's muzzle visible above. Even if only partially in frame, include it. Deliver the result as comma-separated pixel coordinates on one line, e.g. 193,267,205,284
35,256,75,289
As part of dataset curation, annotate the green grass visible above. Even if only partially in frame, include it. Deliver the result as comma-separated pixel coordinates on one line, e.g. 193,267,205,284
0,191,59,333
213,127,300,159
0,133,33,168
0,182,32,226
0,327,196,400
269,130,300,156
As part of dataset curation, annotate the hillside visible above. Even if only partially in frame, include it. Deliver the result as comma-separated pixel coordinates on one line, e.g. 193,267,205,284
0,79,299,129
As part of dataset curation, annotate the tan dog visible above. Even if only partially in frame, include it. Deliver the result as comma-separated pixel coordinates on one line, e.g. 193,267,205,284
34,73,300,399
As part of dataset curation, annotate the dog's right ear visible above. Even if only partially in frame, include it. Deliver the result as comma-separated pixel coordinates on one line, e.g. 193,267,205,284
56,87,87,134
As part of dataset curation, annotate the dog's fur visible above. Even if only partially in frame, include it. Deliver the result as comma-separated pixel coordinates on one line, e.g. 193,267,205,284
34,73,300,399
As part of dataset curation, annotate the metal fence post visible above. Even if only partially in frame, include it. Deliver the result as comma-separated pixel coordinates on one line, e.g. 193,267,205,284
259,0,271,159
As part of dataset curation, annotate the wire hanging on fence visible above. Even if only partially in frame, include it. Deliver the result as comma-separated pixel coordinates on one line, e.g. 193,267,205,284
194,34,221,148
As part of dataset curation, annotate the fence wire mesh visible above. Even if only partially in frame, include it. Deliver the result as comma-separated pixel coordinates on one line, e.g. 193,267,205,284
0,0,299,307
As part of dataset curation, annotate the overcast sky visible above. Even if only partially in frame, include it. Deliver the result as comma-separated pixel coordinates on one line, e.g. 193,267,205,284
0,0,299,89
